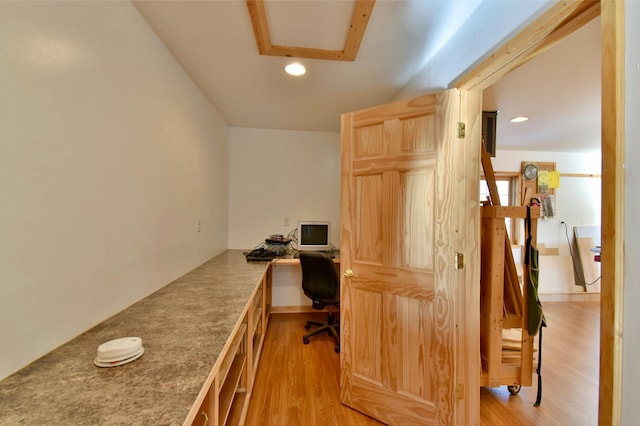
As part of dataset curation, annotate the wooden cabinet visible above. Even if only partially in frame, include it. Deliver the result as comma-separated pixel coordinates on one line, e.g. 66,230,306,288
251,267,271,374
191,268,271,426
218,320,248,425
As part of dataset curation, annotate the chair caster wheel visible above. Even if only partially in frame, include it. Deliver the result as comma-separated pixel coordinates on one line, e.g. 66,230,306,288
303,337,310,344
508,385,521,395
304,323,311,330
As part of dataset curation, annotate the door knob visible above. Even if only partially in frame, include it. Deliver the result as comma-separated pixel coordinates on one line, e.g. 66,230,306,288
344,269,357,278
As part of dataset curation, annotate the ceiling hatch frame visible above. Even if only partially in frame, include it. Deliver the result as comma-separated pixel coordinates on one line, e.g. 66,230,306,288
246,0,375,61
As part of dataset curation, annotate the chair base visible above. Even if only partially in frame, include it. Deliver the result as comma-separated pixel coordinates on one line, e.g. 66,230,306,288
303,312,340,353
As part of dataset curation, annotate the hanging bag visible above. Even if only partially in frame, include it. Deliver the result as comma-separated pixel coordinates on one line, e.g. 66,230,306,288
525,199,546,406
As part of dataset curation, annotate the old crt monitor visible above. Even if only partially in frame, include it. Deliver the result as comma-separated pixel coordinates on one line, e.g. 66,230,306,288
297,221,331,251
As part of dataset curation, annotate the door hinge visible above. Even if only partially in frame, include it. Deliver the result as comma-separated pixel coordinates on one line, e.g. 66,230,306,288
454,252,464,269
457,122,466,138
456,383,465,400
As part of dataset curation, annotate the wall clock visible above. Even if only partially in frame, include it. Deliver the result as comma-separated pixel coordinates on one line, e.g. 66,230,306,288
523,163,538,180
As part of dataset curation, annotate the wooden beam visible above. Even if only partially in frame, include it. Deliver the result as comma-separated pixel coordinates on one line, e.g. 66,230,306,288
599,0,624,424
454,0,600,91
519,0,601,64
343,0,376,60
560,172,602,178
246,0,272,55
246,0,375,62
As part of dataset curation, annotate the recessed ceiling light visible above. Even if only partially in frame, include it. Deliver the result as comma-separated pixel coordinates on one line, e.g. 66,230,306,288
285,63,306,76
510,116,529,123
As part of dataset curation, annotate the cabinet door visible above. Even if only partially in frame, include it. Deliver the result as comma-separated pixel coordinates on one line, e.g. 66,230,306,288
192,393,214,426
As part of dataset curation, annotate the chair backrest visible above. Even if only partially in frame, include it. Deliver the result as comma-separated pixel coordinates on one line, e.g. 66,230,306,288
299,252,340,307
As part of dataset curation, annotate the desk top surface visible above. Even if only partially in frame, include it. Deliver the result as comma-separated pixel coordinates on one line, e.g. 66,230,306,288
0,250,268,426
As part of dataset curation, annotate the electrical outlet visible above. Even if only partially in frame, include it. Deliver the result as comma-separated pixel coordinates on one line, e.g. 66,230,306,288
196,219,201,233
284,217,290,227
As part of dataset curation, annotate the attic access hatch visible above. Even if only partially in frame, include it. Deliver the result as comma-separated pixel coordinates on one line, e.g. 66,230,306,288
245,0,375,61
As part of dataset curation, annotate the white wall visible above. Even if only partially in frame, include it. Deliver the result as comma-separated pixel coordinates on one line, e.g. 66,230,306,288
0,1,229,380
228,128,341,249
492,149,601,249
491,149,601,296
622,1,640,423
228,128,341,307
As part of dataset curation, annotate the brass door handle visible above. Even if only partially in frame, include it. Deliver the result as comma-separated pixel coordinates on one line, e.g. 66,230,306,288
343,269,357,278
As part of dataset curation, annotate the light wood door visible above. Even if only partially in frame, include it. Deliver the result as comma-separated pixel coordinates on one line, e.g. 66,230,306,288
339,89,481,425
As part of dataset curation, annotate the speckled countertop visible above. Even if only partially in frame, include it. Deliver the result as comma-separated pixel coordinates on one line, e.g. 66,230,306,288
0,250,269,425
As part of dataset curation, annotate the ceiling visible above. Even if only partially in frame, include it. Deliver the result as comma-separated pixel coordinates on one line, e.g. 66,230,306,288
483,16,601,153
132,0,601,153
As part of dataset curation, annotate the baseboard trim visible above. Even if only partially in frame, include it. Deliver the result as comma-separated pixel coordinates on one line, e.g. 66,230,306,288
539,292,600,302
271,305,330,314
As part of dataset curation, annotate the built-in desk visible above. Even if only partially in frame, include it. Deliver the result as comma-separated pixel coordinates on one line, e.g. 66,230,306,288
270,252,340,312
271,251,340,266
0,250,272,426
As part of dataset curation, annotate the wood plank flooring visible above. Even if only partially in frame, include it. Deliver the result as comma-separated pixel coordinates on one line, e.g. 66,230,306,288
480,301,600,425
245,311,380,425
246,301,599,425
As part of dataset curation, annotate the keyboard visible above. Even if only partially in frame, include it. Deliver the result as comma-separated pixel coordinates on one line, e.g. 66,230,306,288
244,248,278,261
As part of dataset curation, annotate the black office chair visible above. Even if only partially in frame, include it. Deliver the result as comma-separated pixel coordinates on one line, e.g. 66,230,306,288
299,251,340,353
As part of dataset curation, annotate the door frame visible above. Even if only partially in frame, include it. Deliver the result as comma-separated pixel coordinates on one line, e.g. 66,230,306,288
453,1,622,423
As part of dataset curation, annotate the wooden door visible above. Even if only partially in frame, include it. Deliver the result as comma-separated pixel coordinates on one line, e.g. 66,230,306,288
340,89,481,425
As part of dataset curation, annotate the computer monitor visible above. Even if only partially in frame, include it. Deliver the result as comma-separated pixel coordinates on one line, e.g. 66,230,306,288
297,221,331,251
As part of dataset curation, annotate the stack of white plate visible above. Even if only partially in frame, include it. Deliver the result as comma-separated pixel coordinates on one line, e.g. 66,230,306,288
94,337,145,368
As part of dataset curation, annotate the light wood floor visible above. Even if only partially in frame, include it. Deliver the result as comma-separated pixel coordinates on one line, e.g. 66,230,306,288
246,301,599,425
